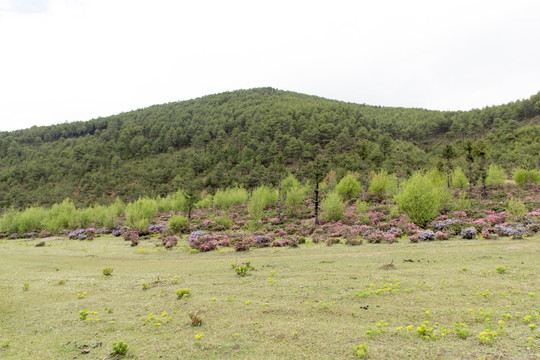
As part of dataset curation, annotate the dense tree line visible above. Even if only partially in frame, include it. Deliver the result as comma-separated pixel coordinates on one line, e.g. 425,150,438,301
0,88,538,209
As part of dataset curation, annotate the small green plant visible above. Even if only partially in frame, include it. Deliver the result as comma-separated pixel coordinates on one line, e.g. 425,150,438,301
102,267,114,277
454,322,470,339
142,282,150,291
176,288,191,299
354,344,368,358
79,310,89,320
77,292,87,299
478,329,498,344
232,262,251,277
112,341,128,356
416,321,435,340
2,340,10,349
58,279,66,285
496,266,506,274
22,282,29,291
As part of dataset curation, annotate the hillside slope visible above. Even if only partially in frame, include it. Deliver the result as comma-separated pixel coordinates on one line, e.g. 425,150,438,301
0,88,538,208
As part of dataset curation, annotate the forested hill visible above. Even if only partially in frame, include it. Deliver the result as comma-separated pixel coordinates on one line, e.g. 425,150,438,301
1,87,539,208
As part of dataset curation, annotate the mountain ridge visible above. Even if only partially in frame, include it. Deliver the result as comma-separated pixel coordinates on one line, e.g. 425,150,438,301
0,87,538,208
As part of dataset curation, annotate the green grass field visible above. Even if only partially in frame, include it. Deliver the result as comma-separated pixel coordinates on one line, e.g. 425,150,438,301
1,236,539,359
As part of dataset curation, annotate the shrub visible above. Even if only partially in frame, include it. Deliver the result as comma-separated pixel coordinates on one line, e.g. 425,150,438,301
281,173,301,201
16,207,47,234
506,197,527,221
451,167,469,189
285,184,308,216
42,199,77,233
213,187,248,208
158,190,186,212
434,231,449,240
394,173,440,228
123,230,140,246
195,194,213,209
513,168,540,187
336,174,361,200
366,231,395,244
321,192,344,222
112,341,128,356
125,197,158,230
461,227,477,239
162,236,177,248
168,214,188,233
486,164,507,185
369,170,396,198
419,230,435,241
211,214,233,230
234,239,252,251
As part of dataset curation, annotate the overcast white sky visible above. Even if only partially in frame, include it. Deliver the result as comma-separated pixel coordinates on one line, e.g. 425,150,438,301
0,0,539,132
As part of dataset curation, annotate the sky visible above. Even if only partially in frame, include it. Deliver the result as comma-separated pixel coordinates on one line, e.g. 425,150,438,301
0,0,539,132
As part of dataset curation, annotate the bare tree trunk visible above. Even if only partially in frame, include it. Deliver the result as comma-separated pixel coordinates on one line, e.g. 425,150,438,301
314,181,320,226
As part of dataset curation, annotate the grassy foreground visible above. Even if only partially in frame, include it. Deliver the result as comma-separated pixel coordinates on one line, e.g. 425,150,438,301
0,236,539,360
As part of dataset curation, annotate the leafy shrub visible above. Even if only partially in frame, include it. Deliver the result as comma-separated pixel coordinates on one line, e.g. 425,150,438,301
157,190,186,212
42,199,78,233
506,197,527,221
285,184,308,216
486,164,507,185
195,194,213,209
281,173,301,200
125,197,158,230
336,174,361,200
345,236,363,246
513,168,540,187
213,187,248,208
355,200,370,224
168,214,188,233
461,227,477,239
451,167,469,189
369,170,396,198
394,173,440,228
321,192,344,222
112,341,128,356
211,215,233,230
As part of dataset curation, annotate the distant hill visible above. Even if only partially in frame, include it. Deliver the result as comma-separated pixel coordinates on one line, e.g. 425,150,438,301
0,87,539,208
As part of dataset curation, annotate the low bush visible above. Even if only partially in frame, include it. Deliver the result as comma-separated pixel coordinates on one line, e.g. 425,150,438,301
168,214,188,233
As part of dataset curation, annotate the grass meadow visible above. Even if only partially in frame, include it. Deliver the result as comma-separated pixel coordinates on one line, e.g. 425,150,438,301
0,236,539,359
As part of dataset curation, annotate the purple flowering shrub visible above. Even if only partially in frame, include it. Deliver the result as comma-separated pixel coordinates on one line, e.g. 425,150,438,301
461,227,477,239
